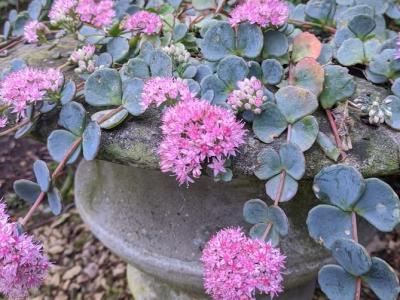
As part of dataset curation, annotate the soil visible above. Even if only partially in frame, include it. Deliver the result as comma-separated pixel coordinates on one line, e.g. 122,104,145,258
0,135,399,300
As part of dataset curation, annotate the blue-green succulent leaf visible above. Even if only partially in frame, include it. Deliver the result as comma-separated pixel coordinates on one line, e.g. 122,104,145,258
261,59,283,85
47,130,82,164
253,103,288,143
254,148,282,180
33,160,50,192
266,173,298,202
243,199,269,224
200,21,235,61
262,30,289,58
149,50,173,77
85,68,122,106
236,22,263,58
279,143,305,180
217,55,249,88
60,81,76,105
82,121,101,161
13,179,41,204
122,78,145,116
58,102,86,136
318,265,356,300
291,116,319,152
47,187,62,215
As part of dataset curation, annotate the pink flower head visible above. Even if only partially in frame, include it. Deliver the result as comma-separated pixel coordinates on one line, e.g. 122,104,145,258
76,0,115,28
229,0,289,28
122,11,162,35
0,116,7,128
158,99,246,185
23,21,49,43
396,33,400,60
227,77,267,114
201,228,286,300
0,67,63,117
70,44,96,63
0,202,50,299
141,77,194,110
49,0,78,24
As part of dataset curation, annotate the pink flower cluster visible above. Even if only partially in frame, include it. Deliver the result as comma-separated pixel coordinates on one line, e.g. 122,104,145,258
229,0,289,28
0,202,50,299
23,21,49,43
0,116,7,128
141,77,194,110
70,44,96,63
122,11,162,35
227,77,267,114
76,0,115,28
49,0,77,24
201,228,285,300
0,67,63,117
158,99,246,184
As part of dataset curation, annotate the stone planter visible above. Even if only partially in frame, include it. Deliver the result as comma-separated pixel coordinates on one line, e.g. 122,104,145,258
73,78,400,299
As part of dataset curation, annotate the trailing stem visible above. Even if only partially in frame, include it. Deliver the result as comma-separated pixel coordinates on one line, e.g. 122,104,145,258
0,113,41,137
288,19,336,34
261,124,292,240
325,109,347,160
19,105,124,227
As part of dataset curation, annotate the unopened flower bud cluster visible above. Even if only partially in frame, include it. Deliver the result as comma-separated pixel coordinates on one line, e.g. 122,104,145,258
354,97,392,125
69,45,97,74
227,77,267,114
162,43,190,64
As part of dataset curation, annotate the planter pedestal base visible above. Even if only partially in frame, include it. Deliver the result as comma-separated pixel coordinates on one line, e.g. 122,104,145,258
126,264,316,300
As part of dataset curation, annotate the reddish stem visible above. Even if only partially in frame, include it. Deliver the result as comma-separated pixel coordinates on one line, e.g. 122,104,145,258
0,113,41,137
20,106,124,226
352,212,361,300
325,109,347,160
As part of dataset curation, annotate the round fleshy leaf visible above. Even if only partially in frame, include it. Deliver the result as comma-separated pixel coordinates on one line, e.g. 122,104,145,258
348,15,376,38
354,178,400,232
305,0,336,23
307,204,352,249
319,65,356,109
291,116,319,152
253,102,288,143
33,160,50,192
249,223,280,246
14,122,34,139
254,148,282,180
47,130,82,164
13,180,41,204
236,22,263,59
316,132,340,161
318,265,356,300
217,55,248,88
47,187,62,215
248,61,262,79
262,30,289,58
120,58,150,81
79,25,105,44
58,102,86,136
182,65,197,79
85,68,122,106
276,86,319,124
122,78,145,116
268,206,289,236
317,43,333,65
266,173,298,202
3,21,11,40
60,81,76,105
194,65,213,82
149,50,173,77
187,79,200,95
192,0,215,10
91,109,129,129
12,13,30,37
392,78,400,98
292,32,322,63
200,75,228,105
261,59,283,85
28,0,43,20
173,23,187,41
82,121,101,161
362,257,400,300
279,143,305,180
384,95,400,130
363,39,380,63
368,49,395,78
95,52,113,68
313,164,365,210
200,22,235,61
292,57,324,96
243,199,269,224
332,238,372,276
336,38,365,66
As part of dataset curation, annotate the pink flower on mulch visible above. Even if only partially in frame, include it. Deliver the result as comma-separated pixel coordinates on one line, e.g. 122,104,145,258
70,44,96,63
0,202,50,299
141,77,194,110
48,0,77,24
0,116,7,128
227,77,267,114
229,0,289,28
158,99,246,185
76,0,115,28
0,67,63,117
201,228,285,300
23,21,49,43
122,11,162,35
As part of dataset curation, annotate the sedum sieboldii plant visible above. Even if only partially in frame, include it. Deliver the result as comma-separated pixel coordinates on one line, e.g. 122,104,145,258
0,0,400,299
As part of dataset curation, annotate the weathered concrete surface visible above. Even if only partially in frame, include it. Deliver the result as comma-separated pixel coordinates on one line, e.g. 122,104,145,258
74,159,374,299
